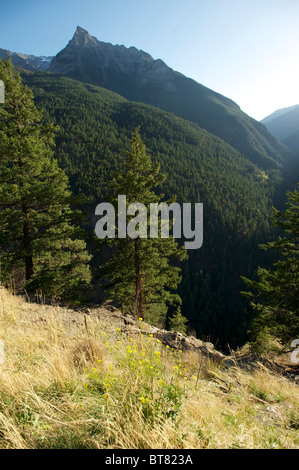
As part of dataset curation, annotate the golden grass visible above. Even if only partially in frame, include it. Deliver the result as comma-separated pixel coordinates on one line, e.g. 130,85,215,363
0,285,298,449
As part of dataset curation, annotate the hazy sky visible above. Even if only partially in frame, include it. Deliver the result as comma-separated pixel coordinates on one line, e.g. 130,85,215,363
1,0,299,120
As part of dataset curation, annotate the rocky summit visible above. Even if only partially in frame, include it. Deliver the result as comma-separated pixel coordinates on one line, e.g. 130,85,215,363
49,26,177,99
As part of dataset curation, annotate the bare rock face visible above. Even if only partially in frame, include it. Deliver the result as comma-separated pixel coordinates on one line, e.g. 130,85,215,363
90,303,226,363
151,329,226,363
78,300,226,364
49,26,177,100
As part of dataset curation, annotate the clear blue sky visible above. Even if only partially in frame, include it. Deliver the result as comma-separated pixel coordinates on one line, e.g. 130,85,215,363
1,0,299,120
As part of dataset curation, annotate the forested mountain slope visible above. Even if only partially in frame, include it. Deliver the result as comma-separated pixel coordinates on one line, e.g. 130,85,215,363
261,105,299,141
48,27,290,170
1,27,292,170
261,105,299,154
21,71,283,348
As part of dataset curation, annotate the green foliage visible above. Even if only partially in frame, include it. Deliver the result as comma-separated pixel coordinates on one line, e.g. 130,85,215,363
242,185,299,347
97,128,187,324
0,59,92,300
85,332,185,426
169,306,188,335
20,71,285,347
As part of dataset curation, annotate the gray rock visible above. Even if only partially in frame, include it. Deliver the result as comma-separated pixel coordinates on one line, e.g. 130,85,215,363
0,48,53,71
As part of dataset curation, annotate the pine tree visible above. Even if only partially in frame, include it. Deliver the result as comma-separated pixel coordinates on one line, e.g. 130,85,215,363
242,184,299,346
0,58,91,300
169,306,188,335
97,127,187,324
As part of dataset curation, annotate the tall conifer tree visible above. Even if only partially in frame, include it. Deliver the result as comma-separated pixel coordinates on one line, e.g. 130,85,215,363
242,185,299,345
98,127,187,323
0,58,91,300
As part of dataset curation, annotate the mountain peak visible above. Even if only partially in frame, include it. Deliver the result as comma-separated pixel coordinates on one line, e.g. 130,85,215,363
70,26,96,47
74,26,90,37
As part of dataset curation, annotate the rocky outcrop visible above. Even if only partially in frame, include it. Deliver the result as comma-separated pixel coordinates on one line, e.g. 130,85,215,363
14,292,299,381
148,328,226,363
88,303,226,364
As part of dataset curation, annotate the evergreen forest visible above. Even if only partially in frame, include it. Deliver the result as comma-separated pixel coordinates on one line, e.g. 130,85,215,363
1,63,298,350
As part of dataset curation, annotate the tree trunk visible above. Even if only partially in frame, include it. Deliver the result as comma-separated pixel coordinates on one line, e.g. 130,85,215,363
19,150,34,282
22,203,33,281
134,239,144,319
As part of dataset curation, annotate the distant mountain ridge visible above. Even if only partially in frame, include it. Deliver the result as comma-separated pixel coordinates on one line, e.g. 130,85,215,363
261,105,299,153
0,47,53,71
261,105,299,124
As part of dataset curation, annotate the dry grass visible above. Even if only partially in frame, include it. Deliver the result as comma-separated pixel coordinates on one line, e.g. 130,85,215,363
0,285,298,449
